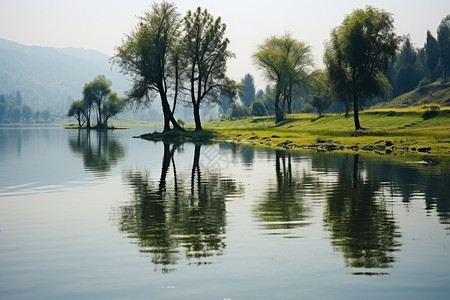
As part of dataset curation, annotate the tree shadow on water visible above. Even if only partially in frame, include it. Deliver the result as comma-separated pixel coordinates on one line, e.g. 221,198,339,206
118,141,242,273
68,129,125,177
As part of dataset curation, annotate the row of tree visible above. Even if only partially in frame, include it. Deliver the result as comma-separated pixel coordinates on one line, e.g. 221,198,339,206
101,1,448,131
112,1,240,132
223,11,449,130
0,92,51,123
387,15,450,98
67,75,125,128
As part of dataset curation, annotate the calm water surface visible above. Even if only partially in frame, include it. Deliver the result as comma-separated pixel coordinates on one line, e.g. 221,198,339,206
0,125,449,299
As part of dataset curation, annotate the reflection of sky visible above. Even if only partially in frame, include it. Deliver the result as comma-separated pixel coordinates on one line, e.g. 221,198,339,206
0,125,153,197
0,125,86,196
1,125,450,298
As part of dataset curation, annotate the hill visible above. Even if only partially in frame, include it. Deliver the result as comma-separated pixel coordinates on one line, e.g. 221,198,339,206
374,81,450,109
0,38,130,113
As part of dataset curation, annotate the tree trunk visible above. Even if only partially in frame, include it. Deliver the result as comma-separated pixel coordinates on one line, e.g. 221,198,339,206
161,101,171,132
352,74,361,130
160,92,184,132
287,83,292,114
193,102,202,131
353,91,361,130
274,89,284,124
86,112,91,129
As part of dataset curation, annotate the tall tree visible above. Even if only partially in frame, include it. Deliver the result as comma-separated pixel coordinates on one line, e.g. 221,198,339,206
103,92,126,127
437,14,450,80
425,30,440,82
68,100,86,127
241,73,256,107
21,104,33,122
181,7,234,130
391,36,421,96
41,109,50,122
83,75,111,128
219,77,243,115
310,70,333,115
15,91,22,106
253,34,313,123
324,6,401,130
114,1,183,132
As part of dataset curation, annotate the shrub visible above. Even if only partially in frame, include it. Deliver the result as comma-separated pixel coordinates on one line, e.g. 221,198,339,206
229,104,251,119
387,110,396,116
301,103,315,113
422,110,439,120
418,77,430,88
251,101,266,116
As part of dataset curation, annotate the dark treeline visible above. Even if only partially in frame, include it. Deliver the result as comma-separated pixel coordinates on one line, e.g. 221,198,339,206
0,91,51,123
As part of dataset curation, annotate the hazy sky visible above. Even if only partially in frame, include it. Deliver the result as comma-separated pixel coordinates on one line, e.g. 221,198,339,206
1,0,449,89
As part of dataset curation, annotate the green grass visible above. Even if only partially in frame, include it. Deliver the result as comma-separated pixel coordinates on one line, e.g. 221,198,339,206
204,109,450,161
373,81,450,108
139,127,217,143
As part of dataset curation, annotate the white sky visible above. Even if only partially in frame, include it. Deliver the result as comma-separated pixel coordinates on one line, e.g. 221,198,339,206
0,0,449,90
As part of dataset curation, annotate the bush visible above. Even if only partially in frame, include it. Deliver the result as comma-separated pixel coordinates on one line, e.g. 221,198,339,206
301,103,315,113
422,110,439,120
177,119,185,128
418,77,430,88
229,104,251,119
251,101,266,116
387,110,396,116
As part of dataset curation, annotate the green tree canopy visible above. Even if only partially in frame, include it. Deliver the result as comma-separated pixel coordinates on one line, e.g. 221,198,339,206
425,30,441,82
114,1,183,132
241,73,256,107
181,7,235,130
390,36,422,96
324,6,401,130
310,70,333,115
253,33,313,123
437,14,450,80
104,92,126,126
83,75,112,128
68,99,86,127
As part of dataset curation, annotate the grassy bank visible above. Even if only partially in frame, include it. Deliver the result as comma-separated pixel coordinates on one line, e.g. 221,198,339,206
203,107,450,162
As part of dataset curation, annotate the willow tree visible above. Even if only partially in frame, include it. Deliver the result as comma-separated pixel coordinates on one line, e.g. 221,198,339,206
253,34,313,123
83,75,111,128
67,100,85,127
324,6,400,130
181,7,234,131
113,1,183,132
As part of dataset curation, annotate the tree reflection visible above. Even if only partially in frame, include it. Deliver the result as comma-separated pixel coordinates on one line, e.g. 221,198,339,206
68,129,125,176
323,154,401,272
255,150,310,231
119,142,242,273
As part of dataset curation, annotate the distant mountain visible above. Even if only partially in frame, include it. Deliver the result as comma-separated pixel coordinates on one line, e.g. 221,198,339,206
373,81,450,108
0,38,130,113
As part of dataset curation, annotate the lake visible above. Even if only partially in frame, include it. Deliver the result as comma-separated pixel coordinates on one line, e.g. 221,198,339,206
1,124,449,299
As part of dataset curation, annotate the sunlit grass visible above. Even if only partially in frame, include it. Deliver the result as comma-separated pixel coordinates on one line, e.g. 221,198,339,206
204,109,450,159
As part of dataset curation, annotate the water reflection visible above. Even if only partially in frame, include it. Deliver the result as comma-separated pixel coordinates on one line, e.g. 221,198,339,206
68,129,125,176
255,150,311,231
119,142,242,273
322,154,401,273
